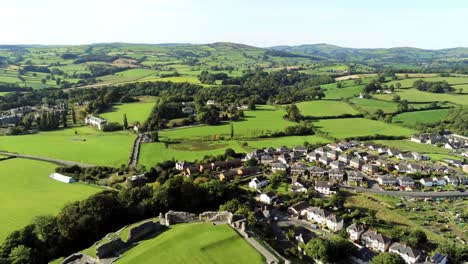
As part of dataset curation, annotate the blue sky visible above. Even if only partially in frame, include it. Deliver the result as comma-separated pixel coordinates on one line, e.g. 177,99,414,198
1,0,467,48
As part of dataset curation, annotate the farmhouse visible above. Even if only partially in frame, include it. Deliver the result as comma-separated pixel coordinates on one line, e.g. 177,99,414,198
361,230,391,253
389,243,421,264
85,115,107,130
49,173,76,183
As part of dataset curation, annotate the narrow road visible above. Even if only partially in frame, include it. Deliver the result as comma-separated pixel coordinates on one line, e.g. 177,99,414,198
128,133,143,168
0,151,95,168
340,185,468,198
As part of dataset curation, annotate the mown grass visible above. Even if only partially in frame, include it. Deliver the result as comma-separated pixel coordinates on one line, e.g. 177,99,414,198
392,109,450,126
313,118,416,139
0,126,135,166
296,100,359,117
117,223,264,264
0,158,102,241
100,100,156,125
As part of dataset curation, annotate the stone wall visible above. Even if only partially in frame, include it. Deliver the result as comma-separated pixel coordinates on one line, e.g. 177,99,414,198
199,211,233,224
164,210,197,226
127,220,161,243
96,237,125,259
61,253,83,264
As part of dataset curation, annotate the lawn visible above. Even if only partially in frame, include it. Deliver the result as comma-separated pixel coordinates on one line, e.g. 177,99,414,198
349,98,398,113
0,126,135,167
160,105,294,140
313,118,416,139
0,158,102,241
295,100,359,117
100,100,155,125
117,223,264,264
392,109,450,126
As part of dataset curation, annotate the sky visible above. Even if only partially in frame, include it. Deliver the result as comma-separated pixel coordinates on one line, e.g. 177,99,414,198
1,0,467,49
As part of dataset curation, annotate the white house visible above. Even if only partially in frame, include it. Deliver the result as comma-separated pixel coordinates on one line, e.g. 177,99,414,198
361,230,391,253
249,177,269,190
259,192,278,205
84,115,107,130
271,162,287,173
49,173,76,183
420,178,434,187
315,181,335,195
389,243,421,264
291,182,308,193
347,223,365,241
325,214,343,232
288,201,311,216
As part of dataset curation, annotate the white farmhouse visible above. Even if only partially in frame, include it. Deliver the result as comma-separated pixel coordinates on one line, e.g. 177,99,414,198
85,115,107,130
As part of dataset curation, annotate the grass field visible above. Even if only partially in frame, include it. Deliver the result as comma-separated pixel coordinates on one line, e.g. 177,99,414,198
349,98,398,113
374,139,460,161
295,100,359,117
0,158,102,241
313,118,416,139
0,126,135,166
117,223,264,264
100,100,155,125
322,82,364,99
392,109,450,126
160,105,294,140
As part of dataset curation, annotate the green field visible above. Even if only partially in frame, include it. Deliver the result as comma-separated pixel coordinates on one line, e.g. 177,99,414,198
322,82,364,99
117,223,264,264
349,98,398,113
296,100,359,117
160,105,294,140
0,126,135,166
314,118,416,139
392,109,450,126
0,158,102,241
374,88,468,106
100,100,155,125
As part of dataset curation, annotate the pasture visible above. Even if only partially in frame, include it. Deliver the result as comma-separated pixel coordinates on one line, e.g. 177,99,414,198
160,105,294,140
100,100,156,125
349,98,398,113
0,126,135,167
0,158,102,241
322,82,364,99
313,118,416,139
117,223,264,264
296,100,359,117
392,109,450,126
374,88,468,106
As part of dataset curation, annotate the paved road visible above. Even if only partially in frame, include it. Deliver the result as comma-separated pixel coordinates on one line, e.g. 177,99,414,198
340,185,468,198
0,151,95,168
129,133,143,168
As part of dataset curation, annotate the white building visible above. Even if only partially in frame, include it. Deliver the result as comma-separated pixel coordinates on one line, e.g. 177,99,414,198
259,192,277,205
248,177,269,190
49,173,76,183
347,224,365,241
389,243,421,264
85,115,107,130
315,181,335,195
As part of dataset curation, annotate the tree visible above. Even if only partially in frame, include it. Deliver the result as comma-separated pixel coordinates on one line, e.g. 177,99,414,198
284,104,303,122
397,100,409,112
375,109,385,119
230,123,234,139
336,82,343,88
61,111,67,128
8,245,32,264
371,252,406,264
395,82,401,89
123,113,128,129
354,78,362,85
392,94,401,102
247,99,256,110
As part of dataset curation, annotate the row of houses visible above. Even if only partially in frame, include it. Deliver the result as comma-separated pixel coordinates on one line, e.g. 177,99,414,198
288,202,343,232
411,133,468,150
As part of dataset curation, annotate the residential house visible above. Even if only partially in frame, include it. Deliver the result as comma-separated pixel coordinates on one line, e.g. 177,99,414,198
290,151,304,162
306,207,329,225
347,223,365,241
432,177,446,186
319,156,332,165
329,168,344,182
291,163,308,175
315,181,335,195
237,167,257,177
389,243,421,264
377,147,388,154
338,153,352,164
397,152,414,160
260,155,274,165
314,147,326,156
411,152,429,161
259,192,278,205
306,152,321,162
398,176,415,187
291,182,308,193
175,161,193,171
277,153,291,164
377,175,396,186
293,145,308,154
420,178,434,187
347,171,364,183
361,230,391,253
326,150,339,160
288,201,311,216
277,146,291,154
362,164,378,175
264,147,276,155
330,160,345,170
212,159,242,171
308,166,325,177
248,177,269,190
326,214,344,232
271,162,287,173
218,170,239,181
387,148,401,157
407,163,422,173
350,158,364,170
363,154,378,162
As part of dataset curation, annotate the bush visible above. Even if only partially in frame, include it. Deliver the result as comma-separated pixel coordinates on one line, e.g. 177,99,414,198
102,122,123,132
